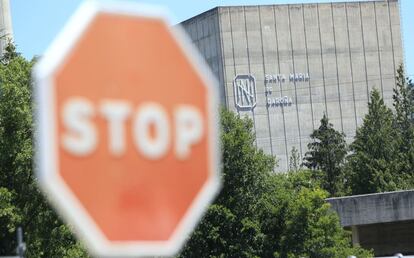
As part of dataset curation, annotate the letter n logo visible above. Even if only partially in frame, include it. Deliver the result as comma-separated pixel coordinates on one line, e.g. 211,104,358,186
233,75,257,110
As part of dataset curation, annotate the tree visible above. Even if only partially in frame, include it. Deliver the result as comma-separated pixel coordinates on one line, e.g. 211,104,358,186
258,171,372,258
288,146,301,172
217,110,275,216
303,114,347,196
0,44,88,257
392,65,414,181
180,110,371,257
0,188,22,254
277,187,371,258
179,110,274,258
393,65,414,128
346,89,402,194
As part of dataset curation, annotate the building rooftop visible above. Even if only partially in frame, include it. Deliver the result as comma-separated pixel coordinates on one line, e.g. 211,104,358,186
180,0,397,24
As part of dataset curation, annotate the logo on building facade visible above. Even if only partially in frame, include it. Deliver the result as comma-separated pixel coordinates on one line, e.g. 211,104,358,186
234,75,257,110
233,73,310,109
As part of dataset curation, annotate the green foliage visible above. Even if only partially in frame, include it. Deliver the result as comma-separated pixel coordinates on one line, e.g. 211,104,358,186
179,110,371,258
310,66,414,195
392,65,414,184
180,110,273,258
1,40,19,64
303,114,347,196
218,109,275,217
180,204,264,258
346,89,402,194
288,146,301,172
260,172,371,258
393,65,414,130
0,188,22,254
277,187,370,258
0,44,88,257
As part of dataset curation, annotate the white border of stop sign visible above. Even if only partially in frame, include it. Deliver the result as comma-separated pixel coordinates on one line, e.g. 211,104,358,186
33,1,221,257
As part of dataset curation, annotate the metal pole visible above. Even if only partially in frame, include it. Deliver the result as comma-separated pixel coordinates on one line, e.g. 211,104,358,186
16,227,26,258
0,227,25,258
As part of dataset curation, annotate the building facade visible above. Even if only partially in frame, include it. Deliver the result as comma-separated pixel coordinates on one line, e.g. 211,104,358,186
181,0,404,171
0,0,13,55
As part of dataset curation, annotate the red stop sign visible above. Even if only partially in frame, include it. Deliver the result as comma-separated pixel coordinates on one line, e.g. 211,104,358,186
33,2,220,257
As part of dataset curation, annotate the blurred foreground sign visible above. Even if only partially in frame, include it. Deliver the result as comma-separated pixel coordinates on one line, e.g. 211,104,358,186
33,1,220,257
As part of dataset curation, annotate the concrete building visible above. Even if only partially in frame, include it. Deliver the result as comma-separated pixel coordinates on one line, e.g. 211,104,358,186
327,191,414,256
0,0,13,55
180,0,404,171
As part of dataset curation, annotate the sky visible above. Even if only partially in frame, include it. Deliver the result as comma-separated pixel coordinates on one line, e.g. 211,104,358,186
9,0,414,78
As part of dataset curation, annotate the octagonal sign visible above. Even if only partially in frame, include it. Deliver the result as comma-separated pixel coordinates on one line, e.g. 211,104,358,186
33,1,220,257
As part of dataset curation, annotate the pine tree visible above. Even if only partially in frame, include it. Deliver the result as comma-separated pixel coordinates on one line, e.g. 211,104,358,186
303,114,347,196
289,146,301,172
347,89,401,194
393,65,414,127
393,65,414,180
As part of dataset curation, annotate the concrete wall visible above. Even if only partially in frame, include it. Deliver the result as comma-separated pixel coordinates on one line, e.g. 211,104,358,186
357,220,414,256
327,190,414,256
182,0,404,172
0,0,13,55
180,8,227,106
327,190,414,227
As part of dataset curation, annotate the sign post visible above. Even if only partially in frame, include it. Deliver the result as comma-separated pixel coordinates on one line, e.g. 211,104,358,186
33,1,220,257
0,227,26,258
